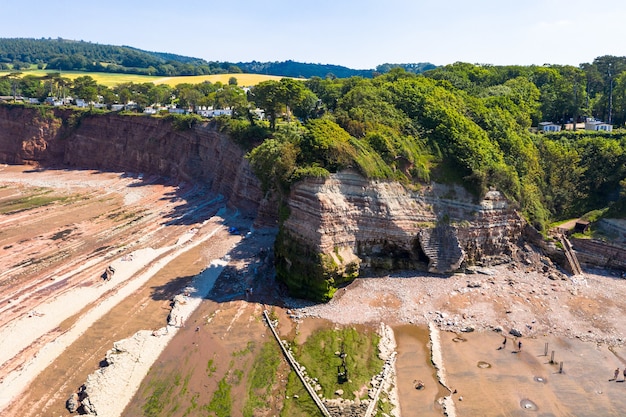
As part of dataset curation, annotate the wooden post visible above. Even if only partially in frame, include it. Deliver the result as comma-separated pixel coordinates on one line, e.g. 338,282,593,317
550,350,555,364
544,342,548,356
559,361,564,374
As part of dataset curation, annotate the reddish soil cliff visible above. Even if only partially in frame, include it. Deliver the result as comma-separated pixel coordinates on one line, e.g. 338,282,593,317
0,106,265,216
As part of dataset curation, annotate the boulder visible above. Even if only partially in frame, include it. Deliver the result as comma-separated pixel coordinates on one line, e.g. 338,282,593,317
66,393,79,413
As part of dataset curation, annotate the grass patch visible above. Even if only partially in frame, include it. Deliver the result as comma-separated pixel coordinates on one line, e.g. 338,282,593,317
182,392,199,417
203,376,232,417
206,358,217,377
232,340,255,357
294,327,382,400
142,375,180,417
281,370,321,417
243,341,282,417
0,189,69,214
281,326,383,416
231,369,244,385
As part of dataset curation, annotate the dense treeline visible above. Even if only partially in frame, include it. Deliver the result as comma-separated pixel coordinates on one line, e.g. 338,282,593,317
0,38,236,76
239,64,626,232
234,60,374,79
0,38,435,79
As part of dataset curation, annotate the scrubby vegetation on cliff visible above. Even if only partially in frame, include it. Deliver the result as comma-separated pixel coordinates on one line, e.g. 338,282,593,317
238,61,626,300
241,62,626,231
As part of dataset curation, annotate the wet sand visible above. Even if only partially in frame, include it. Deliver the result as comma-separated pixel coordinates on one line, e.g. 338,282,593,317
438,331,626,416
393,325,446,416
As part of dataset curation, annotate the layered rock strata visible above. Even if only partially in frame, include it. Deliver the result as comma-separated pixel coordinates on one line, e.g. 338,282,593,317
277,170,526,300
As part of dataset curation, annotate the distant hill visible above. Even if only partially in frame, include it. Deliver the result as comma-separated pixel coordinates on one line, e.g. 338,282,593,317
0,37,436,78
235,60,375,79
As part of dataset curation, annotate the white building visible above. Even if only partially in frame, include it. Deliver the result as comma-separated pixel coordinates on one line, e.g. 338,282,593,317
538,122,561,132
585,118,613,132
196,108,232,118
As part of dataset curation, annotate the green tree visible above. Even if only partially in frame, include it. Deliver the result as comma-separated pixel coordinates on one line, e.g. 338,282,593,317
250,80,283,129
300,119,356,172
2,71,22,101
71,75,98,104
246,138,299,193
251,78,317,128
537,138,586,217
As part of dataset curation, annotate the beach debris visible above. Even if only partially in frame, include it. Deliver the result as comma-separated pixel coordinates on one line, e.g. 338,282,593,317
66,392,79,413
101,265,115,281
509,328,523,337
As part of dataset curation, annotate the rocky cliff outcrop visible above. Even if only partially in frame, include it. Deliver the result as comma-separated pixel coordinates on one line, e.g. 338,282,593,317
276,171,526,300
0,106,265,217
0,106,527,302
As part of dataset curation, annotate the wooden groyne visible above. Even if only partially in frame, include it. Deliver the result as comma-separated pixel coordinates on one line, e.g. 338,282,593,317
263,310,332,417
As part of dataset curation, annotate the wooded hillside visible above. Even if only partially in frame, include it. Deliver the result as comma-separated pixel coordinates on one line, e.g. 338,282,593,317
0,38,435,78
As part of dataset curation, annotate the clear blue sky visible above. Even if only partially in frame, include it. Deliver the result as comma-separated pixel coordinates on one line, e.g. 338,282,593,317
2,0,626,69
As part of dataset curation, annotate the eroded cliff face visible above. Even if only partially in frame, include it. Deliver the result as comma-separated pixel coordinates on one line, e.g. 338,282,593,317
0,106,527,302
0,106,265,216
0,106,65,164
276,170,526,300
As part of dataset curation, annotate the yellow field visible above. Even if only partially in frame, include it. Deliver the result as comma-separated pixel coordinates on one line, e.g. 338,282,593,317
153,73,291,86
0,70,291,87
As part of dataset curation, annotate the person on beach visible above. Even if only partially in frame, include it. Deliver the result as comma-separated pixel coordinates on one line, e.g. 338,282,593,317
623,368,626,382
501,337,507,349
518,341,522,351
614,368,620,381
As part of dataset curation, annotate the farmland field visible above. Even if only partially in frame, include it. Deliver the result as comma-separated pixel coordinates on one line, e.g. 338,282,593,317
0,70,291,87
